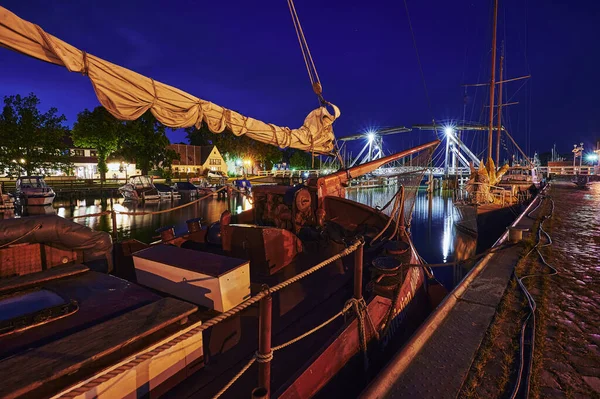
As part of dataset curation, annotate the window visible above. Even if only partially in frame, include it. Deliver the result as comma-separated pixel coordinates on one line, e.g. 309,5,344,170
90,150,97,157
209,158,221,165
72,149,85,157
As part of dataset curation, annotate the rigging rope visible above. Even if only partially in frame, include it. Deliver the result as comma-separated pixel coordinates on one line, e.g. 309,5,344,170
287,0,327,105
402,0,439,138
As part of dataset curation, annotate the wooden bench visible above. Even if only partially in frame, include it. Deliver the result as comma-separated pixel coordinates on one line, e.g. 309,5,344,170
0,297,197,399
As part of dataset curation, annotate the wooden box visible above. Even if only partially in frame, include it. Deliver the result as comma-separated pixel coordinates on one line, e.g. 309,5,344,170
132,245,250,312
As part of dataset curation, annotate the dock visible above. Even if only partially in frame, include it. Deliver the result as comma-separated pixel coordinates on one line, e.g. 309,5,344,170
361,190,544,399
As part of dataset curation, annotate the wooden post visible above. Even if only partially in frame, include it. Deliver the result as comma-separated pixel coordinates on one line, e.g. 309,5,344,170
258,294,272,396
353,241,364,300
109,197,118,239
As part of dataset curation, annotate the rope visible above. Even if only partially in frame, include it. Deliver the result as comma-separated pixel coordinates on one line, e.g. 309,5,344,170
197,239,363,332
403,0,437,137
287,0,327,104
0,223,42,249
211,356,257,399
210,240,364,398
67,211,111,219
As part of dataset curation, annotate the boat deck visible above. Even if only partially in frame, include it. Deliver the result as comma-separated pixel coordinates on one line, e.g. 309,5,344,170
362,194,543,399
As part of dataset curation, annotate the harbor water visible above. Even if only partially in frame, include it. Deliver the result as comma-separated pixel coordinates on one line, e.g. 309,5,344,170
6,186,477,290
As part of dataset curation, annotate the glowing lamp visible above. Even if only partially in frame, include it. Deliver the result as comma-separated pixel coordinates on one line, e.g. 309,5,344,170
444,126,454,136
367,132,375,142
586,153,598,162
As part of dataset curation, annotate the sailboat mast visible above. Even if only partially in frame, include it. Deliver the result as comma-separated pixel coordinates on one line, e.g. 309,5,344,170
487,0,499,160
496,44,504,165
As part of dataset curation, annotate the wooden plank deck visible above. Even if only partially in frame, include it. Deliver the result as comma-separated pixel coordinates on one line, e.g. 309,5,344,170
0,264,89,294
0,297,197,399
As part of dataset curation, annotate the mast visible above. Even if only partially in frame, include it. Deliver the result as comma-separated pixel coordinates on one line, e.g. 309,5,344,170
487,0,499,161
496,43,504,166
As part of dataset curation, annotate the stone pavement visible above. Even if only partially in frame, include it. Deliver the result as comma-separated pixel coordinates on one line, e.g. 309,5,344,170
537,182,600,398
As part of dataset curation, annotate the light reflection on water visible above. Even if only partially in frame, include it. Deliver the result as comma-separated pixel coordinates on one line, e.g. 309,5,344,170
346,186,476,289
51,195,252,243
29,186,473,288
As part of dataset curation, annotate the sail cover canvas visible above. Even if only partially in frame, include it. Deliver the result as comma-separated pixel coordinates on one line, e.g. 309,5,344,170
0,6,340,153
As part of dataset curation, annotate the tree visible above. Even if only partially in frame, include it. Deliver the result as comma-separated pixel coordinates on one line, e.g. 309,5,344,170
119,112,179,175
0,93,70,176
288,149,313,169
72,106,123,181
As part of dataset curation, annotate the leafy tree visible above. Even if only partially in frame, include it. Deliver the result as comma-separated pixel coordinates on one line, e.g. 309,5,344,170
72,106,123,181
119,112,179,175
0,93,70,176
288,149,313,169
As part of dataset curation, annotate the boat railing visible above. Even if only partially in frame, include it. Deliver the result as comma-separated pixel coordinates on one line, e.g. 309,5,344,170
464,181,512,207
57,237,367,399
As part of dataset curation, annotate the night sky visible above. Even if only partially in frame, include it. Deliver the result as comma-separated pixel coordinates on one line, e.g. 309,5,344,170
1,0,598,159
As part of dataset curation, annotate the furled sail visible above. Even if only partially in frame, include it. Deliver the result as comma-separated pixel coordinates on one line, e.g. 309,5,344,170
0,6,340,153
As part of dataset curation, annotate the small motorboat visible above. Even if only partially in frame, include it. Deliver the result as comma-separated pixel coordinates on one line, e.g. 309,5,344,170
173,181,198,198
15,176,55,206
154,183,181,200
118,175,160,202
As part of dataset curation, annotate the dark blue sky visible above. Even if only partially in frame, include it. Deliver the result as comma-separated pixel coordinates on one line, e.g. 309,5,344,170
1,0,598,158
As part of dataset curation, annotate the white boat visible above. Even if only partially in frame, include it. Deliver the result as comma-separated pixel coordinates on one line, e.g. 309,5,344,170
118,175,160,202
154,183,181,200
173,181,198,198
15,176,55,206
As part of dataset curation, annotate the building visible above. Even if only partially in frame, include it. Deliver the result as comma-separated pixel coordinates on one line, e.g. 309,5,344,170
169,144,227,176
70,148,139,179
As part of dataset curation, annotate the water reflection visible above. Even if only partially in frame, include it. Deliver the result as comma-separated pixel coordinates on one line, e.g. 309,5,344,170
17,186,475,288
50,195,252,243
346,187,476,289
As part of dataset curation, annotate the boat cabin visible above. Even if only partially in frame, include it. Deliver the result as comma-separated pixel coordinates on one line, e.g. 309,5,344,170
16,176,50,191
501,166,539,184
128,175,154,189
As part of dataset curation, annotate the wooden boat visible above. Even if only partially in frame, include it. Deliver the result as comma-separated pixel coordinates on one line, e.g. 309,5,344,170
118,175,161,202
0,5,440,398
15,176,55,206
0,141,438,399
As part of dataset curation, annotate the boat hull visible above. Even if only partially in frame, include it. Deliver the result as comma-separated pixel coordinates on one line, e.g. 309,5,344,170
21,193,55,206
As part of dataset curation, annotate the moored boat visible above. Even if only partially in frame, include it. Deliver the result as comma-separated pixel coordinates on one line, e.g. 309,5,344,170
15,176,55,206
118,175,161,202
154,182,182,200
173,181,199,198
0,5,441,398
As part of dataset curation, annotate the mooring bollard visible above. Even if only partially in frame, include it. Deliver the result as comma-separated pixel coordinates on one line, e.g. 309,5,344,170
257,293,272,396
354,240,364,300
156,226,175,242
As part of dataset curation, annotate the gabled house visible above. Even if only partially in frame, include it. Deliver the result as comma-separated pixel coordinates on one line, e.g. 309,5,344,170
169,144,227,176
